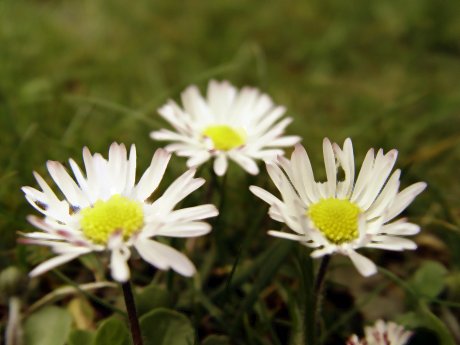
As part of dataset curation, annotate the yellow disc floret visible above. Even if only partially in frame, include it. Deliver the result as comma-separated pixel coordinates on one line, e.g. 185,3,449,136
202,125,246,151
80,195,144,244
308,198,361,244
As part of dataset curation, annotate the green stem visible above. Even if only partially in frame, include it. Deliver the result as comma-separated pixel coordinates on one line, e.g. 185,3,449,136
314,255,331,298
297,248,314,345
212,169,227,257
311,255,331,345
121,281,143,345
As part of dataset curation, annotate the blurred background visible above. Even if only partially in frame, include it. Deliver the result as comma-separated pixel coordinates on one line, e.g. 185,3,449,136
1,0,460,344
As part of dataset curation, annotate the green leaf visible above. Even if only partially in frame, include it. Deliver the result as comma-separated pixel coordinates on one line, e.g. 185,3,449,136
92,316,130,345
140,308,195,345
201,335,231,345
24,306,72,345
397,311,426,328
68,330,95,345
135,284,171,316
380,266,455,345
410,260,448,299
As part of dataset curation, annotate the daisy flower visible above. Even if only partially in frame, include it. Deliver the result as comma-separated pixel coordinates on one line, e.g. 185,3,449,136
20,143,218,282
347,319,413,345
250,138,427,276
150,80,301,176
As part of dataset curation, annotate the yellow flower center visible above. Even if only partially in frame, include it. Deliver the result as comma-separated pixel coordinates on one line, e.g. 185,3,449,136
202,125,246,151
80,195,144,244
307,198,361,244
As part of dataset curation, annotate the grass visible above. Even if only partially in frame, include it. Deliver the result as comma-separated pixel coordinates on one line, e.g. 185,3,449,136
1,0,459,344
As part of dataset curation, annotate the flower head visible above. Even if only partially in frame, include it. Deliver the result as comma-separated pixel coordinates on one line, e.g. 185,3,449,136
250,138,427,276
150,80,301,176
347,320,413,345
20,143,218,282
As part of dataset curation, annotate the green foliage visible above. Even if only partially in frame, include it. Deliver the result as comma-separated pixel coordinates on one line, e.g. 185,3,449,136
135,284,171,316
24,306,72,345
409,260,448,299
201,335,231,345
68,330,95,345
93,317,130,345
139,308,195,345
1,0,460,343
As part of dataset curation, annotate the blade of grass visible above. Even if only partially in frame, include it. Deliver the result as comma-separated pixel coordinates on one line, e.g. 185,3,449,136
52,270,127,316
231,240,294,333
25,281,117,317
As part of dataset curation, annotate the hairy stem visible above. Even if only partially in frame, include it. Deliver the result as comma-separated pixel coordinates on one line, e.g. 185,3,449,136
122,281,143,345
312,255,331,344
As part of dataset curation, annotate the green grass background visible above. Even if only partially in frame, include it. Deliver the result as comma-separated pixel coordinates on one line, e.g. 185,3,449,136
1,0,460,343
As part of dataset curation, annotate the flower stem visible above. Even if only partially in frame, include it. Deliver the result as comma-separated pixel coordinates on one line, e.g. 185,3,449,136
121,281,143,345
312,255,331,343
297,248,314,345
314,255,330,297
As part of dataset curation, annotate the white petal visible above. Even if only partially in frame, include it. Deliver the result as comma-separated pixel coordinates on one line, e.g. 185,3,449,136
32,171,60,205
186,151,211,168
163,204,219,222
323,138,337,197
267,135,301,147
347,250,377,277
358,149,398,210
214,154,228,176
311,246,335,258
46,161,87,207
157,101,193,133
384,182,427,222
110,247,131,282
365,169,401,219
249,185,282,206
228,152,259,175
366,236,417,251
292,144,319,203
381,221,420,236
107,142,128,194
150,129,197,144
81,147,100,201
250,149,284,160
151,170,205,214
68,158,91,200
181,85,212,121
135,239,196,277
266,163,299,211
268,230,308,242
256,118,292,145
351,148,375,202
125,145,137,193
29,252,83,277
134,149,171,201
333,138,355,198
252,106,285,135
207,80,237,121
154,222,212,237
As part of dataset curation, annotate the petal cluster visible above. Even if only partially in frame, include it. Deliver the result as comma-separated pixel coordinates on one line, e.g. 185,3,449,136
347,320,413,345
21,143,218,282
250,138,426,276
150,80,301,176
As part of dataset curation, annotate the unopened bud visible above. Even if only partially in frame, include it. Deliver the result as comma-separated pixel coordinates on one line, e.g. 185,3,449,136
0,266,27,299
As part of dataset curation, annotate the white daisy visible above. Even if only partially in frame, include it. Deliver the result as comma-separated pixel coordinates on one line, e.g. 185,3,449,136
347,319,413,345
20,143,218,282
250,138,427,276
150,80,301,176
